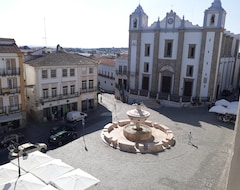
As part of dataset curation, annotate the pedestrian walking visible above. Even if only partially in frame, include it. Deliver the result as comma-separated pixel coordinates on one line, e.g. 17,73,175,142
188,132,192,145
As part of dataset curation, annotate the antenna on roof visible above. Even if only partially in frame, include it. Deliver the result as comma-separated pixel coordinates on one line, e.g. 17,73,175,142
43,18,47,47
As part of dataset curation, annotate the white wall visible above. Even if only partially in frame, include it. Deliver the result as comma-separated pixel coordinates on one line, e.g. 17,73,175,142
139,32,154,90
158,32,179,60
130,40,137,89
200,32,215,97
179,32,202,96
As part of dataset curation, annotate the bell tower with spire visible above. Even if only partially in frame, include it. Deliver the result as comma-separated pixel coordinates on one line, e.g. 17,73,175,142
129,4,148,30
203,0,226,29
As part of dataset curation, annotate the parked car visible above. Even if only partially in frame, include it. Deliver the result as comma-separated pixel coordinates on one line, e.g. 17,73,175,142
50,123,78,135
8,142,47,160
66,111,88,122
0,133,25,148
49,130,77,146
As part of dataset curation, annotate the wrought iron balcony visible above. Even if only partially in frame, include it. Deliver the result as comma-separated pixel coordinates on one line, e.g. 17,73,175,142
80,86,98,94
0,68,20,76
39,92,79,103
0,104,22,115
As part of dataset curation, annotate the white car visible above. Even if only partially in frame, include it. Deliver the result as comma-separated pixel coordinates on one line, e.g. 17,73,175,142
66,111,88,122
8,142,47,160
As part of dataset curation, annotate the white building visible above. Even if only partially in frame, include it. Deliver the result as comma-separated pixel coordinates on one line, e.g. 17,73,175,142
128,0,240,102
0,38,26,132
115,53,128,101
24,47,98,121
95,56,115,93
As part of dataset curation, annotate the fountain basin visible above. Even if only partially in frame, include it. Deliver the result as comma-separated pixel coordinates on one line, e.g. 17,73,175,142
123,124,152,142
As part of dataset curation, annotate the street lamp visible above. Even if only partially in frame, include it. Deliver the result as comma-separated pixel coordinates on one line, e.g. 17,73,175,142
8,143,28,177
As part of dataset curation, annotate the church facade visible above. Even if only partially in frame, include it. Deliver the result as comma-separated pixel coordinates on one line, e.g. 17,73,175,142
128,0,240,102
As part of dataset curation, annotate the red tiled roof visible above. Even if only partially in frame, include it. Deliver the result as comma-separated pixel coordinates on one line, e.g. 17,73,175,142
94,57,115,66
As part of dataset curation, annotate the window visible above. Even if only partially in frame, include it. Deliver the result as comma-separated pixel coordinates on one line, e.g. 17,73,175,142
210,14,215,25
43,89,48,98
51,70,56,78
119,66,122,73
70,85,75,94
188,44,196,59
63,86,68,95
89,68,94,74
52,88,57,97
123,66,127,74
164,40,173,57
144,62,149,72
9,96,18,110
186,65,193,77
89,80,93,89
42,70,48,79
62,69,67,77
8,78,17,89
82,80,87,89
6,59,16,73
144,44,150,57
70,69,75,76
133,18,137,28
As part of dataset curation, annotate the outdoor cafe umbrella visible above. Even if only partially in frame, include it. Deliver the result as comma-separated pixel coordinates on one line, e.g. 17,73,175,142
0,172,46,190
11,151,53,172
0,162,26,185
209,105,227,114
226,107,238,115
40,184,58,190
30,159,74,184
51,168,100,190
215,99,230,107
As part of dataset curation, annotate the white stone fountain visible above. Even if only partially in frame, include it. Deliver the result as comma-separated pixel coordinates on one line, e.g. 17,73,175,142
101,103,175,153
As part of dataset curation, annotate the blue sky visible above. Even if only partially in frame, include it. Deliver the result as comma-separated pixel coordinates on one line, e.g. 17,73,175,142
0,0,239,48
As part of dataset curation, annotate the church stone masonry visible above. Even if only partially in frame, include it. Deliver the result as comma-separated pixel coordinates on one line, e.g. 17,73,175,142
128,0,240,102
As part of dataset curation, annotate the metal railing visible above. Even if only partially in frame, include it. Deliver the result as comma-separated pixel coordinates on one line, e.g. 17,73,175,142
0,68,20,76
39,92,79,103
126,88,210,104
80,86,98,93
0,104,22,115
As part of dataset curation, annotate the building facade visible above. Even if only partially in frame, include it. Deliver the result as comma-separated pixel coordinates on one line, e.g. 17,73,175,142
128,0,240,102
115,53,128,101
0,38,26,132
24,48,98,122
95,56,115,93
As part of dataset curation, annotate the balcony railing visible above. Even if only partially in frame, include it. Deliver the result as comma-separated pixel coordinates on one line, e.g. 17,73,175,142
0,87,21,95
39,92,79,103
80,86,98,94
0,104,22,115
98,73,115,80
0,68,20,76
116,70,128,76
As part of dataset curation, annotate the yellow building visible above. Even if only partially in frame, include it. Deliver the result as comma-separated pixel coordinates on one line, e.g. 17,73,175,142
24,46,98,122
0,38,26,132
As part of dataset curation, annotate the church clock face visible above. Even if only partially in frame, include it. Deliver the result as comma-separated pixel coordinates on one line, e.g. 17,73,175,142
168,18,174,24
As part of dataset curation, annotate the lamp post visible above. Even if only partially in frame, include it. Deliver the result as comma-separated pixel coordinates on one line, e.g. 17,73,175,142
8,143,28,177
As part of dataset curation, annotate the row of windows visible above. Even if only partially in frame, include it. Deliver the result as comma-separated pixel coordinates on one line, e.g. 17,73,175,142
41,67,94,79
0,77,18,89
144,42,196,59
43,85,76,98
42,80,94,98
42,68,75,79
0,95,19,107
